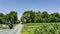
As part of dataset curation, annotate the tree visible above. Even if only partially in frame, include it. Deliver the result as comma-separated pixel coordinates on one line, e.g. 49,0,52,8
21,11,31,23
29,10,35,22
0,13,4,17
41,11,48,18
0,13,4,24
34,11,41,22
0,11,19,24
41,11,48,22
21,10,35,23
21,10,60,23
48,12,59,22
8,11,18,24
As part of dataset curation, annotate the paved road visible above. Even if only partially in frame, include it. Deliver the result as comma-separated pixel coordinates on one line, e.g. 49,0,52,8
0,23,22,34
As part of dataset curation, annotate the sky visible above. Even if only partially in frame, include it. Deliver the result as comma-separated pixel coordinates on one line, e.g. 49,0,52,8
0,0,60,19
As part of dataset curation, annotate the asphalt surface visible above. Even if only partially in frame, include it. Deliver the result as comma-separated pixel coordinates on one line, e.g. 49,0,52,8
0,23,22,34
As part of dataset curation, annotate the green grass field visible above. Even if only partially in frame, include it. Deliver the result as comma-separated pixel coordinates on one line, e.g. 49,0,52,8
21,23,60,34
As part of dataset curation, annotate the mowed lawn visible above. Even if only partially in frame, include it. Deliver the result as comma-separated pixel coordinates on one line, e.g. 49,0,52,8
21,23,60,34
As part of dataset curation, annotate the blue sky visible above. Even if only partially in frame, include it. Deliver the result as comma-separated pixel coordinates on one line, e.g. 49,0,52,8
0,0,60,19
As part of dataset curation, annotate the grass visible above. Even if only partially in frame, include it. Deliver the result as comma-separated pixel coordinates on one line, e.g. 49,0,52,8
0,24,18,29
21,25,34,34
0,24,8,29
21,23,60,34
21,29,33,34
13,24,18,27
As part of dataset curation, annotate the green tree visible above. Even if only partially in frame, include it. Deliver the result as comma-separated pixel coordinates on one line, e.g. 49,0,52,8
41,11,48,18
21,10,35,23
0,13,4,17
41,11,48,22
0,13,4,24
21,10,60,23
8,11,18,24
34,11,41,22
48,12,59,22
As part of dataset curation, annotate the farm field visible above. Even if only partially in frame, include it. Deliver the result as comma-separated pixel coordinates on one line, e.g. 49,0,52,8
21,23,60,34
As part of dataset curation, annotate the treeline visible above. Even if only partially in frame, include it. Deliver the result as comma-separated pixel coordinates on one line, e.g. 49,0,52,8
0,11,20,24
21,10,60,23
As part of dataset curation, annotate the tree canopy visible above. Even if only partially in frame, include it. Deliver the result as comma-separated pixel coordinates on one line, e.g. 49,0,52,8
0,11,20,24
21,10,60,23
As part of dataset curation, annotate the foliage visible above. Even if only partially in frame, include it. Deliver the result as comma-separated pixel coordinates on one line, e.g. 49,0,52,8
15,20,20,24
0,11,19,24
21,10,35,23
34,23,60,34
21,10,60,23
22,23,60,34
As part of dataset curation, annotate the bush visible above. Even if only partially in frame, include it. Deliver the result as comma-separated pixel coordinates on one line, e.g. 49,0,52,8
34,24,60,34
15,20,20,24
